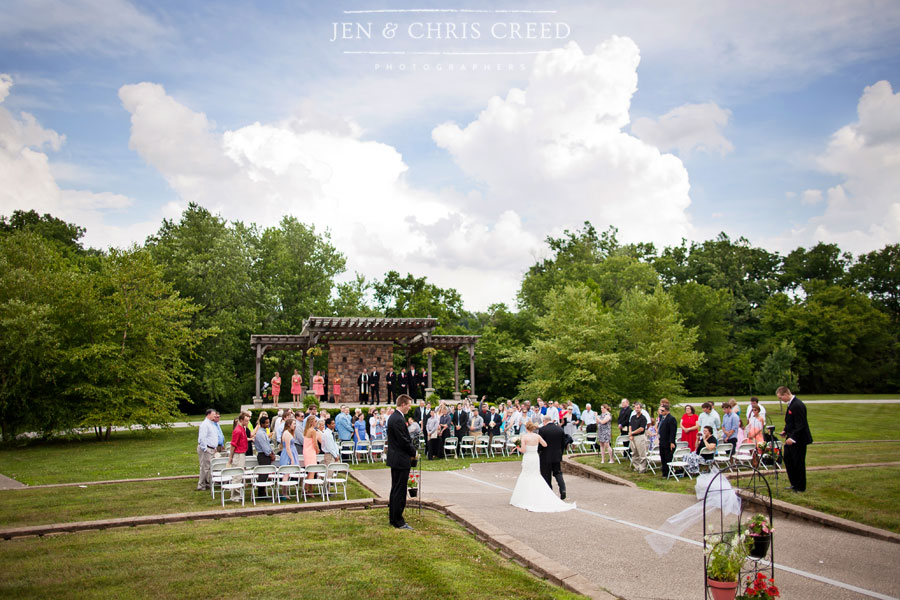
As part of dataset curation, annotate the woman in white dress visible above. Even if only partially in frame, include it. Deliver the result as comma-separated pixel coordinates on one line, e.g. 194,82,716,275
509,422,576,512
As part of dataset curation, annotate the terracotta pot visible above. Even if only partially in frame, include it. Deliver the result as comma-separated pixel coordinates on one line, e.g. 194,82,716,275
748,533,771,559
408,488,418,497
707,578,738,600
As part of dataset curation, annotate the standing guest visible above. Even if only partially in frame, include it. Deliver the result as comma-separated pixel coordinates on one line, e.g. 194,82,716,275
196,408,219,491
749,396,767,424
469,409,484,440
628,402,649,473
777,386,813,492
271,372,282,407
697,402,721,443
419,368,428,399
324,373,329,403
438,404,452,456
332,376,341,404
657,405,677,478
335,405,353,443
413,399,431,430
214,411,225,456
452,403,469,438
278,419,298,497
302,418,321,489
357,370,369,405
426,409,441,460
537,398,547,415
312,371,325,404
645,408,658,451
595,405,613,461
319,418,339,466
385,367,396,404
546,401,560,423
680,405,700,451
582,403,598,434
274,409,289,451
617,399,632,455
370,366,381,405
730,398,741,420
243,411,255,456
485,406,502,445
353,411,369,451
386,395,418,529
371,409,387,441
508,405,523,435
398,368,409,397
254,415,276,493
227,413,250,501
408,366,419,400
290,369,303,407
745,405,765,444
721,402,740,455
561,404,577,438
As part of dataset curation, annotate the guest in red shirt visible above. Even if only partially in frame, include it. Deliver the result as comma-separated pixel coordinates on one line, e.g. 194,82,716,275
227,412,250,501
680,405,699,452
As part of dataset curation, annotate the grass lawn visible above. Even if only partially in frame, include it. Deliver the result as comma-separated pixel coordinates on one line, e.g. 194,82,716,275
0,477,373,528
736,466,900,533
0,509,587,600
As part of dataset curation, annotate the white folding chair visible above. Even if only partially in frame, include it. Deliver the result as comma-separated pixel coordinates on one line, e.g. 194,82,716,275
276,465,302,502
570,432,585,454
250,465,278,505
219,467,246,507
370,439,386,462
667,448,691,480
339,441,355,463
646,448,661,474
582,432,597,452
326,463,350,501
459,436,475,458
303,464,328,501
506,436,519,456
612,436,629,464
355,440,371,464
490,436,506,457
210,458,229,500
714,443,733,472
244,455,258,469
732,442,756,471
443,437,459,459
474,436,490,458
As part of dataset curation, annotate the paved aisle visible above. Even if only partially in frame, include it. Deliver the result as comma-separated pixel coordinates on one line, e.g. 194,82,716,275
360,462,900,600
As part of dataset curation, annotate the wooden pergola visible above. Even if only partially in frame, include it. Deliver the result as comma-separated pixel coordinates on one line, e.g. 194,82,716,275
250,316,479,399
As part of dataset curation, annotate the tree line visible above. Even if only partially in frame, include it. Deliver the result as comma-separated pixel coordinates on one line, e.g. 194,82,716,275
1,208,897,440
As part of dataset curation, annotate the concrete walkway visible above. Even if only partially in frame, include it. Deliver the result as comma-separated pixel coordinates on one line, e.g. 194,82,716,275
359,462,900,600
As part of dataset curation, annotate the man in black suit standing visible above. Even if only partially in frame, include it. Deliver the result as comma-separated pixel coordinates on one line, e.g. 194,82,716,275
537,415,567,499
485,406,502,445
617,398,632,456
413,399,430,429
369,367,381,405
777,386,813,492
357,370,369,405
386,394,417,529
451,403,469,438
656,404,678,478
398,368,408,398
385,367,396,404
408,366,419,399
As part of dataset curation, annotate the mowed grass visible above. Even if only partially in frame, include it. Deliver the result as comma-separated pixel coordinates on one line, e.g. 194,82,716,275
736,466,900,533
0,509,587,600
0,477,373,528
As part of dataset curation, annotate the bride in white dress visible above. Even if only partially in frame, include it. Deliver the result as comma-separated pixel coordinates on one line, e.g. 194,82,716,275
509,421,576,512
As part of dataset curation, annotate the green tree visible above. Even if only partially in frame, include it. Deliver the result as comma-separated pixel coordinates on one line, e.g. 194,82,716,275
848,244,900,321
372,271,464,327
754,340,799,394
0,209,86,255
66,247,204,439
779,242,851,291
146,204,264,411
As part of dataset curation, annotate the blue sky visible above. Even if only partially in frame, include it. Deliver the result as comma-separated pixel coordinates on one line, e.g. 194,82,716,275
1,1,899,309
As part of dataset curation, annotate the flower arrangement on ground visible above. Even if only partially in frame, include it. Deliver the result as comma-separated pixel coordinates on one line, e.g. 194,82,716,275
706,532,751,599
737,572,780,599
756,442,781,465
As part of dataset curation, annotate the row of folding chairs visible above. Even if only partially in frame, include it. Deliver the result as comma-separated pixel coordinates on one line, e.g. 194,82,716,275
338,439,388,464
209,458,350,506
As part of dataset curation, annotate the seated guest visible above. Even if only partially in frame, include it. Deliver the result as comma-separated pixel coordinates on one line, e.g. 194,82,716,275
685,425,718,474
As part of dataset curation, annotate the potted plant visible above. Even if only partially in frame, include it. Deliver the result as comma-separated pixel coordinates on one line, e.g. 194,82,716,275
705,532,750,600
410,452,419,468
407,473,419,497
744,514,773,559
737,572,780,599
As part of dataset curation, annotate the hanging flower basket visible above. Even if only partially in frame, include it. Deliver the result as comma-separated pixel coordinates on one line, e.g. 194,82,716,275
422,347,438,358
408,488,418,497
306,346,323,357
747,533,771,559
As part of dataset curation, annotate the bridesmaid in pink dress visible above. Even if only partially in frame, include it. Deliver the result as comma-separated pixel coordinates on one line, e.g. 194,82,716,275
271,372,281,407
312,371,325,402
302,418,321,492
290,369,303,407
333,376,341,404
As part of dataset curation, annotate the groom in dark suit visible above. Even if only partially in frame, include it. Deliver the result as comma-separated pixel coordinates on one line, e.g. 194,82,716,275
537,415,567,499
777,386,813,492
386,394,418,529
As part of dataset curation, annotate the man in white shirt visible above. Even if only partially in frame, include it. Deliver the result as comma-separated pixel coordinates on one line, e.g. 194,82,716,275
508,407,523,434
546,401,560,423
749,397,767,423
319,418,340,465
196,409,219,491
697,402,721,439
581,403,598,433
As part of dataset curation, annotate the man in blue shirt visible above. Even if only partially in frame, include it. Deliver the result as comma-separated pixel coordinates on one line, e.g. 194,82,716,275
721,402,739,456
335,404,353,442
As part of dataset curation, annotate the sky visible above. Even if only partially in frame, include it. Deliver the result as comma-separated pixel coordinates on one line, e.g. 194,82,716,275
1,0,899,310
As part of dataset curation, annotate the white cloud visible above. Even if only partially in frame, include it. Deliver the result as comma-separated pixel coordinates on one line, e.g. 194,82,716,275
783,80,900,253
0,74,156,249
800,189,824,206
631,102,733,157
116,81,539,310
431,38,694,247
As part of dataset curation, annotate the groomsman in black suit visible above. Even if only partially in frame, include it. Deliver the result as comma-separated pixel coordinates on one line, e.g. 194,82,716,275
386,394,417,530
484,406,502,444
419,369,428,399
777,386,813,492
385,367,396,404
656,405,678,478
369,367,381,405
537,415,567,499
413,400,431,429
408,366,419,399
398,368,409,397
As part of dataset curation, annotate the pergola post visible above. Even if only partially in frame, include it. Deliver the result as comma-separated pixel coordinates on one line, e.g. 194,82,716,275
254,343,262,402
307,350,314,389
468,343,476,398
453,350,459,392
427,354,433,388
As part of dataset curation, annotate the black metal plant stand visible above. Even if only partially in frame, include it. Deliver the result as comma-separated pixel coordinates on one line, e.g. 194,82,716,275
702,464,775,599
